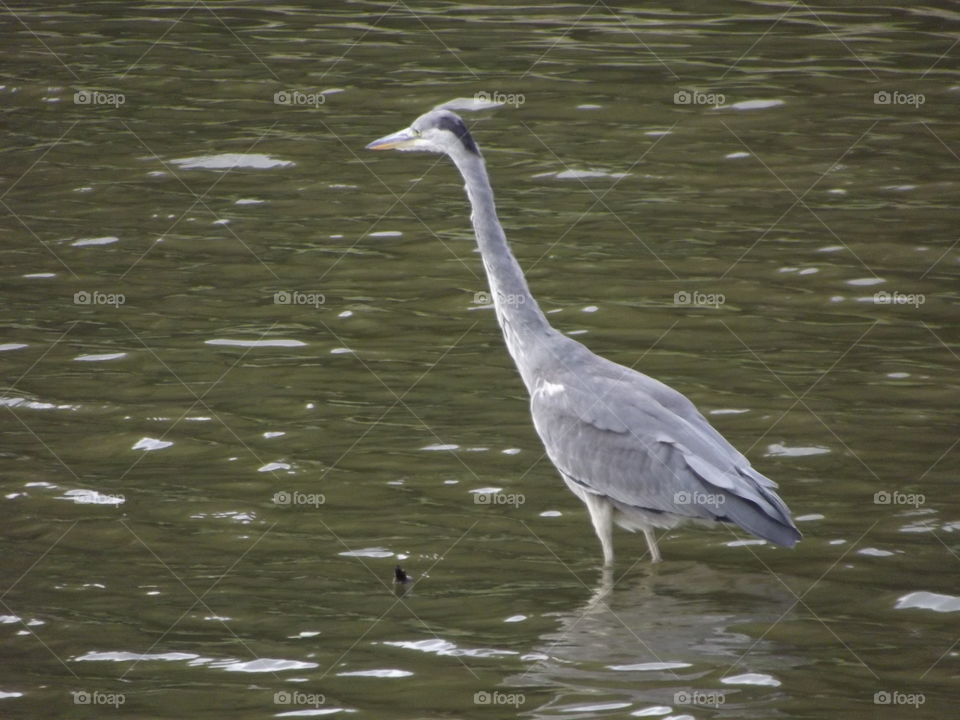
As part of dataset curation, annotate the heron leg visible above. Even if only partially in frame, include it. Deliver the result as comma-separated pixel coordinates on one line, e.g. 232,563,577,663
643,527,662,563
582,493,614,566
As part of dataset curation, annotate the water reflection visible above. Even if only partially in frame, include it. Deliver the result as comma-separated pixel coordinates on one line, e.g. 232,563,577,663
514,564,799,717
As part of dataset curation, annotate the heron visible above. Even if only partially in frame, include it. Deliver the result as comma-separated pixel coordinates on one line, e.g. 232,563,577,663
366,108,801,564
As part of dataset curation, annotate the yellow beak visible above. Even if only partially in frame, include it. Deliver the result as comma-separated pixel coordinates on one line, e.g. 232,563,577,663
365,128,418,151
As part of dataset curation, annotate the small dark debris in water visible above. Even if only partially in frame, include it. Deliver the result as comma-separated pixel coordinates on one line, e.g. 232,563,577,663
394,565,412,584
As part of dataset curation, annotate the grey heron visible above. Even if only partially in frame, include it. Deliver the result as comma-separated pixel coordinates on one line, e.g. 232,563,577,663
367,109,801,564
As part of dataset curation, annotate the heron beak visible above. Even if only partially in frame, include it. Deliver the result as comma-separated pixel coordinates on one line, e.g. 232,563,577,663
366,127,419,151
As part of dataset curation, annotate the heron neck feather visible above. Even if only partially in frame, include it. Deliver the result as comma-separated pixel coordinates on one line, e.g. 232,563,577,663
452,151,552,389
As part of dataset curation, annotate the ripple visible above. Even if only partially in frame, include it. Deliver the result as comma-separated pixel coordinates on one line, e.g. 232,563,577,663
631,707,672,717
75,650,198,662
535,169,629,180
205,339,306,348
857,547,894,557
74,352,126,362
895,591,960,613
0,396,76,410
338,547,393,558
383,638,517,658
558,701,632,713
72,235,118,247
421,443,458,451
132,437,173,451
0,343,28,352
59,489,125,506
608,661,692,671
337,668,412,678
258,462,291,472
470,486,502,495
721,99,785,111
765,443,830,457
171,153,293,170
721,672,781,686
223,658,318,673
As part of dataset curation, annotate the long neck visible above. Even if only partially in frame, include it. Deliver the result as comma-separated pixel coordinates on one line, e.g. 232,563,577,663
450,150,552,389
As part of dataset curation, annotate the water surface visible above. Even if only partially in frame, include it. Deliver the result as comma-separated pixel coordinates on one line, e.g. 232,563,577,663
2,2,958,718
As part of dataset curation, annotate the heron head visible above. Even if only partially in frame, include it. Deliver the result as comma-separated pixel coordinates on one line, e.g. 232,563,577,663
366,109,480,157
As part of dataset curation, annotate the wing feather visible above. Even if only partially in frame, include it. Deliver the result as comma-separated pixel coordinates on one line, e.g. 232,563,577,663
529,351,800,547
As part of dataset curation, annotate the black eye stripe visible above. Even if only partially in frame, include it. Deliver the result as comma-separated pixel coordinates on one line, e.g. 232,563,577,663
435,114,480,155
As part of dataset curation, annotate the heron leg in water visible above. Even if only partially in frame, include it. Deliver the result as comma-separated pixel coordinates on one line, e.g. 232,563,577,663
643,527,662,564
581,493,614,566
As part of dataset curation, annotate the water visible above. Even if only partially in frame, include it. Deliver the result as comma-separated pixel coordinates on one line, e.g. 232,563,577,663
2,2,958,717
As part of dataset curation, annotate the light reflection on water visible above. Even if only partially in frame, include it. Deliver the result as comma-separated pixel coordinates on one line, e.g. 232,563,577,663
1,1,958,718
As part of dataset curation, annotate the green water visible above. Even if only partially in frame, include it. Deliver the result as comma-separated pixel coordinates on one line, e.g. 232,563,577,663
2,2,958,718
